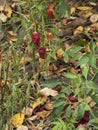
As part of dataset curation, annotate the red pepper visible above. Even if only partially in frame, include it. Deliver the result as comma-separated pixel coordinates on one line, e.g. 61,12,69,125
68,96,78,102
48,32,53,39
38,47,46,59
32,32,40,46
47,4,55,19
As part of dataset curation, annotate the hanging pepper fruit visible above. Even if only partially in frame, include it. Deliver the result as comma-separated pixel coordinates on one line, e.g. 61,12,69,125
47,4,55,19
38,47,46,59
32,32,40,46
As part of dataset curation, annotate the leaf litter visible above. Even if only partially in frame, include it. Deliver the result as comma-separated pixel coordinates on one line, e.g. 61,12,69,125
1,0,98,130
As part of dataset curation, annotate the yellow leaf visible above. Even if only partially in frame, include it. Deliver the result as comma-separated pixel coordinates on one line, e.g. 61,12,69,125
8,31,17,36
74,26,83,35
57,48,63,58
10,113,24,128
77,6,91,11
32,96,47,110
36,110,51,119
10,38,17,42
4,4,12,18
20,57,32,65
71,7,76,14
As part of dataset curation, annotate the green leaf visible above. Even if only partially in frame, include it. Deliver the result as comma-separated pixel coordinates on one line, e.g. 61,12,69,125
90,40,96,52
63,52,69,61
53,100,65,108
82,64,89,79
59,1,70,17
60,87,71,96
76,104,85,121
52,105,64,118
41,79,62,88
77,55,89,66
67,46,83,56
66,105,71,118
88,54,96,68
72,53,83,61
64,72,78,79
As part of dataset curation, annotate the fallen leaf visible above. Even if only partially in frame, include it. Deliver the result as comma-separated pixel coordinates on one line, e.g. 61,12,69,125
31,96,47,110
8,31,17,36
36,110,51,119
10,113,24,128
45,101,53,110
91,23,98,31
16,125,28,130
10,38,17,42
90,14,98,23
4,4,12,18
78,124,85,130
89,2,97,6
77,6,91,11
20,57,32,65
56,48,63,58
71,7,76,14
74,26,83,35
0,13,7,22
22,107,33,117
40,87,58,97
27,115,38,121
0,5,4,11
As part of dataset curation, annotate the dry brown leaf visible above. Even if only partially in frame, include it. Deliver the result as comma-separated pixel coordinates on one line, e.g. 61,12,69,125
31,96,47,110
16,125,28,130
45,102,53,110
69,67,78,74
74,26,83,35
78,124,85,130
27,115,38,121
86,96,92,104
90,14,98,23
4,4,12,18
36,110,51,119
10,113,24,128
56,48,63,58
91,23,98,31
77,6,91,11
40,87,58,97
22,107,33,117
0,13,7,22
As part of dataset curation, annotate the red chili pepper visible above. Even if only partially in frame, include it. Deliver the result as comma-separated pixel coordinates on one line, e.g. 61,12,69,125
48,32,53,39
47,4,55,19
32,32,40,46
68,96,78,102
38,47,46,59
